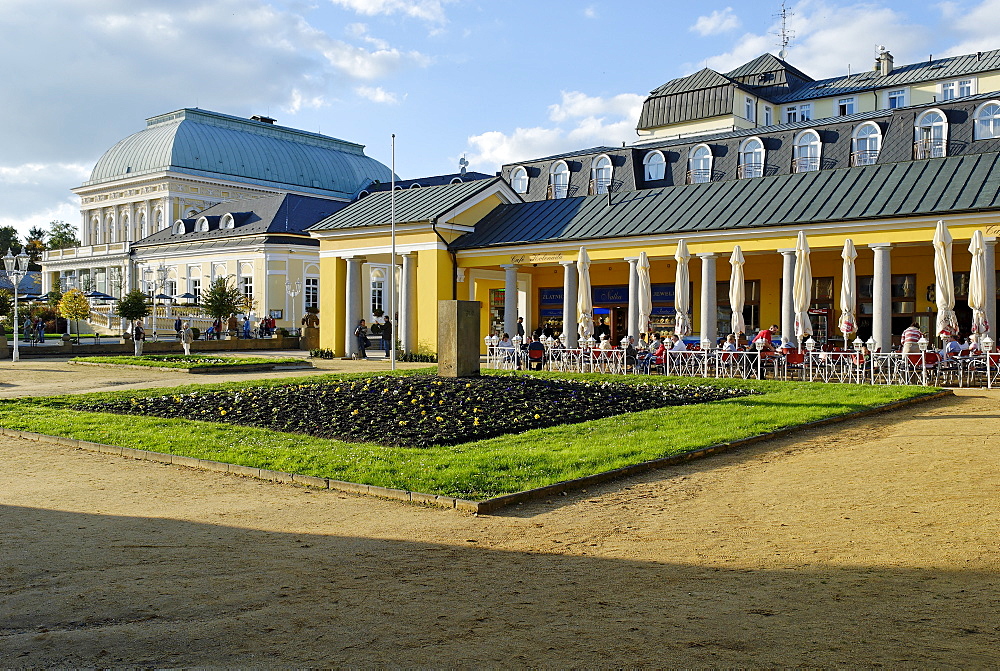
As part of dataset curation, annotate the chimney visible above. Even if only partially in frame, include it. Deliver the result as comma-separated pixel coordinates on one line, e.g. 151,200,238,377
251,115,276,124
875,47,893,77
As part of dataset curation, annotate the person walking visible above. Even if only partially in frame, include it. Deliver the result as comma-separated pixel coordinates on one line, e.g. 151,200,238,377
381,316,393,356
35,318,45,345
132,319,145,356
180,321,193,355
242,316,252,339
174,316,182,339
354,319,369,359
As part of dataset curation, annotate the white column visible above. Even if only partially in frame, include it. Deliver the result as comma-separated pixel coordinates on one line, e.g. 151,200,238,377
780,249,796,347
698,253,718,345
870,243,893,352
81,210,90,246
626,256,639,339
986,238,997,340
560,260,578,348
344,256,365,357
502,264,518,337
400,253,417,353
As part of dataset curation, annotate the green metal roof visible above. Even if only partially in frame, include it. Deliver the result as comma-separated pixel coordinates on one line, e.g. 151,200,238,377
308,178,504,231
84,109,394,199
454,151,1000,249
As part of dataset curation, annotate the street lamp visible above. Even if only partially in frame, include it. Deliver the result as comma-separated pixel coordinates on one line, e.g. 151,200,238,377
4,249,30,362
285,279,301,336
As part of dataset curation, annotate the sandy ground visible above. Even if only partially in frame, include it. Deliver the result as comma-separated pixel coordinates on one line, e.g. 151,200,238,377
1,357,999,666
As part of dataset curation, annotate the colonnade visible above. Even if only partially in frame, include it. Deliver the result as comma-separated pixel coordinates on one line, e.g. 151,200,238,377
340,254,418,357
500,239,999,349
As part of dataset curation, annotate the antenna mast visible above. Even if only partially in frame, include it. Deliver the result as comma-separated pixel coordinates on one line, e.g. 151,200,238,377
774,2,795,60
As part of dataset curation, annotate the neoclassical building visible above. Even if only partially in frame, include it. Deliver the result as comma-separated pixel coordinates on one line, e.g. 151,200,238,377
42,108,393,329
311,47,1000,355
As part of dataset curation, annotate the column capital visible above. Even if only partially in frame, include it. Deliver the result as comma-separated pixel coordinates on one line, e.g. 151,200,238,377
500,263,518,270
868,243,894,250
559,259,576,267
777,248,796,256
696,252,718,260
984,237,997,247
343,254,367,263
624,256,640,263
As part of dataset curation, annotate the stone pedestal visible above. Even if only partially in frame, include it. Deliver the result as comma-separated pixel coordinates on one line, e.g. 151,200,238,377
301,325,320,350
0,334,9,358
438,300,481,378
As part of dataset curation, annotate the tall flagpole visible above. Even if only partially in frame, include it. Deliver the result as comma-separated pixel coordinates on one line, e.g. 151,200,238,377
390,134,396,370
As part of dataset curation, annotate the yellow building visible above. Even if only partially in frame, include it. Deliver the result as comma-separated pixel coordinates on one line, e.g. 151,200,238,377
313,49,1000,355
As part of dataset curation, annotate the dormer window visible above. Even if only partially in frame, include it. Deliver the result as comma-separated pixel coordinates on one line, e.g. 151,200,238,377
643,151,666,181
738,138,765,179
838,97,856,116
449,178,462,184
915,109,948,159
590,155,612,195
852,122,882,166
784,103,812,123
687,145,712,184
409,183,421,189
510,166,528,193
196,217,210,232
940,78,975,101
974,101,1000,140
548,161,569,199
792,130,821,173
221,214,236,229
172,220,186,235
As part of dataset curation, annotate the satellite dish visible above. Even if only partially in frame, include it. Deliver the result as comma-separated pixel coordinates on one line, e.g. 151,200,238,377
459,156,469,176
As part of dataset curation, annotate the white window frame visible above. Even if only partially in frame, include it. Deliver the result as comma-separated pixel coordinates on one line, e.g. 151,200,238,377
370,266,386,317
915,108,949,158
643,151,666,181
591,155,613,194
763,105,773,126
549,161,570,199
837,97,856,116
510,166,528,194
886,88,908,109
738,137,765,179
974,100,1000,140
792,130,821,173
687,144,713,184
240,275,253,301
745,96,755,122
196,217,210,232
852,122,882,166
305,277,319,310
940,77,977,101
172,220,185,235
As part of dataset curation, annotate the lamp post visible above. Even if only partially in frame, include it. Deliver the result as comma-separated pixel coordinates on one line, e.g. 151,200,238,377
4,249,29,362
285,279,301,336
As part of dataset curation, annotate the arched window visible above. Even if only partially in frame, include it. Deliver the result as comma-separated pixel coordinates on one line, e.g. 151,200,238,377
643,151,666,181
120,213,130,242
172,220,186,235
370,267,386,316
221,214,236,229
915,109,948,158
105,215,115,243
687,144,712,184
196,217,210,232
792,130,821,173
852,123,882,166
974,101,1000,140
738,138,765,179
91,217,100,245
185,208,198,218
591,155,612,194
409,183,421,189
549,161,569,199
155,210,163,231
138,211,148,239
510,166,528,193
393,185,403,191
450,178,463,184
357,190,370,200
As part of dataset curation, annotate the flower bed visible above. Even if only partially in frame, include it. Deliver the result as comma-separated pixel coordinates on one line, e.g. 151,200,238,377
76,374,752,447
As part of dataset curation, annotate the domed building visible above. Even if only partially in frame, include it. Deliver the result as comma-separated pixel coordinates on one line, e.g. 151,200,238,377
42,108,393,332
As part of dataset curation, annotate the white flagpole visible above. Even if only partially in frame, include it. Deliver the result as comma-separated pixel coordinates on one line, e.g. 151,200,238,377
390,134,396,370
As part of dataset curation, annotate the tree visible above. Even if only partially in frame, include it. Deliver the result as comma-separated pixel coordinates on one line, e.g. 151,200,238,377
0,226,22,255
116,289,151,324
25,226,47,269
201,277,244,321
0,289,12,319
58,288,91,341
47,220,80,250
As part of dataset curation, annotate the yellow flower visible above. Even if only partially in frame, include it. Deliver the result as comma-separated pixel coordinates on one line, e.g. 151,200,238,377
351,409,359,415
473,418,480,426
220,410,227,416
435,416,443,421
421,410,427,415
534,414,540,419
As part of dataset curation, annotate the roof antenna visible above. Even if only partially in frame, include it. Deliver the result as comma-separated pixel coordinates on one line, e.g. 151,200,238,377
459,155,468,176
773,1,794,60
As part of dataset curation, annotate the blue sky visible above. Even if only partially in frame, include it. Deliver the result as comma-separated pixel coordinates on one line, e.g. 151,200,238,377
2,0,999,241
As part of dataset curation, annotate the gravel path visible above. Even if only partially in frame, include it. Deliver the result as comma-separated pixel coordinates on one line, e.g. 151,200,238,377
1,360,998,666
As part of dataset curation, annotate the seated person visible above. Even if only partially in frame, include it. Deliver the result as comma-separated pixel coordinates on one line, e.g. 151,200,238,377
940,334,963,361
721,334,738,352
599,334,613,350
669,335,687,351
549,336,565,360
526,336,546,370
497,333,516,362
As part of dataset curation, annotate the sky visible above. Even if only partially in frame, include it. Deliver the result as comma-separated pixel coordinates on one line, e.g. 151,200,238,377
2,0,999,242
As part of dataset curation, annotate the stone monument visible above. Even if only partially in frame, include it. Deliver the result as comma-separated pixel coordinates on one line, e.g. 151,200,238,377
438,300,480,377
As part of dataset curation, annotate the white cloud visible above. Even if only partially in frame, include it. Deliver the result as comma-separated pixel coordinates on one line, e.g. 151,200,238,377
328,0,451,23
0,162,91,239
466,91,643,173
690,7,741,36
583,6,597,19
355,86,400,104
939,0,1000,57
696,2,929,79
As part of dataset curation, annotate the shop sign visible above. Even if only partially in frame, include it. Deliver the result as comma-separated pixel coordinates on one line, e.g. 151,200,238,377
511,252,564,264
539,283,677,305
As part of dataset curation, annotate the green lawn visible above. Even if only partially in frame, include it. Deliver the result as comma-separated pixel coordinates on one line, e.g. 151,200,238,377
71,354,304,369
0,369,936,500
